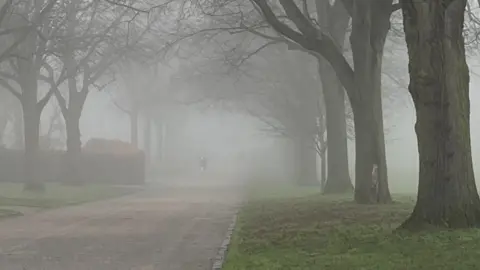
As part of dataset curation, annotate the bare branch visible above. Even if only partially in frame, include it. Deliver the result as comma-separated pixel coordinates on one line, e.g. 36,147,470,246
0,78,20,99
108,89,132,114
250,0,356,101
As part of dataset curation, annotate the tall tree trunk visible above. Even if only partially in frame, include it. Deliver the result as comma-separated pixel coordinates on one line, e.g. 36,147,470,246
315,0,352,194
13,98,24,149
22,100,43,191
160,122,167,160
130,108,139,148
320,66,353,193
0,111,8,146
154,121,165,161
320,149,327,190
350,0,392,204
143,113,152,177
400,0,480,229
60,2,83,186
371,24,391,203
15,0,47,192
144,113,151,164
64,109,82,185
352,105,390,203
19,53,43,191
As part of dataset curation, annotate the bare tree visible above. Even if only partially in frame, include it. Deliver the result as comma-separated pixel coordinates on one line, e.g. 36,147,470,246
152,0,395,202
39,0,162,183
247,48,323,186
169,3,403,190
111,62,160,148
107,0,409,202
215,0,397,203
0,0,61,191
0,0,51,63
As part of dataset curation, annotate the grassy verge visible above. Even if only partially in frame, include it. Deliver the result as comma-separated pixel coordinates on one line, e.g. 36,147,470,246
0,209,23,219
0,183,139,218
224,185,480,270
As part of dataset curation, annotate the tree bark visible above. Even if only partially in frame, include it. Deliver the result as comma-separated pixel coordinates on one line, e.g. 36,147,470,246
144,113,152,164
130,108,139,148
0,111,8,145
12,104,24,149
154,121,165,161
352,105,390,203
251,0,395,202
320,66,353,193
19,55,44,191
349,0,392,204
13,0,50,192
22,100,43,192
315,0,352,194
64,109,82,185
320,149,327,189
143,112,152,177
400,0,480,229
58,2,84,185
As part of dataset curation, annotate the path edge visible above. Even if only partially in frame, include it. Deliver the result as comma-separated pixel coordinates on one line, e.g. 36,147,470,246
212,210,239,270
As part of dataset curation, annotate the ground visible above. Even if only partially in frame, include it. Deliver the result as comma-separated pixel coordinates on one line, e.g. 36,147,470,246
223,185,480,270
0,184,242,270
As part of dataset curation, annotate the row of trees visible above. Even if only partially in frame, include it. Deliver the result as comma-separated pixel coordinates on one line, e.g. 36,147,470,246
0,0,168,189
163,0,480,229
0,0,478,230
168,0,385,196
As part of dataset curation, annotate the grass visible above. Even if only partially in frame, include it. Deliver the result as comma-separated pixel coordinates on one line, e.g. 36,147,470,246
244,183,324,200
0,182,139,218
224,184,480,270
0,209,23,219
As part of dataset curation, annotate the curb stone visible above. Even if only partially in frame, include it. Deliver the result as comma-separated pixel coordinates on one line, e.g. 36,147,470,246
212,211,238,270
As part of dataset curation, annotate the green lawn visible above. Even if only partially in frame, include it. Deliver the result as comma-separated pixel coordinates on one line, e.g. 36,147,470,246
224,185,480,270
0,183,140,218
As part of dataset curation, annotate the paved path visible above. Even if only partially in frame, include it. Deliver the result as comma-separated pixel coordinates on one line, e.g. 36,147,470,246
0,185,243,270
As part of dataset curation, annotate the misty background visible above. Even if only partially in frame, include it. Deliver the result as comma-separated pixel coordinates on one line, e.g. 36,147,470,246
7,56,474,193
1,0,480,195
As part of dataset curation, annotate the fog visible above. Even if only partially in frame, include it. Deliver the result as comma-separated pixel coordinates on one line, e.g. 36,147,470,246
19,55,479,195
2,0,480,268
77,91,296,187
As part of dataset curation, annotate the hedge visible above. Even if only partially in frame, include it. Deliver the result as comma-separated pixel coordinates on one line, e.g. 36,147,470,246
0,148,145,185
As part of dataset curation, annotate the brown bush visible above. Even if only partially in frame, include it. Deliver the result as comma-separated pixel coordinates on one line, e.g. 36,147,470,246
78,151,145,185
83,138,141,155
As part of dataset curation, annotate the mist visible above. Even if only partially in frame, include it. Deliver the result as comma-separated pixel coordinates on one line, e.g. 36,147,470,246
1,0,480,269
